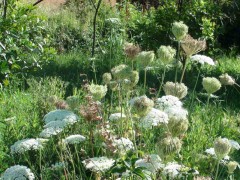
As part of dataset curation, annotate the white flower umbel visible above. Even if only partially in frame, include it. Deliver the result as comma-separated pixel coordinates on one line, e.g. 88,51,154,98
109,113,126,121
205,148,230,160
190,54,215,66
82,157,115,172
229,140,240,150
135,154,164,174
113,137,134,154
39,127,64,138
1,165,35,180
43,110,79,124
165,107,188,120
62,135,86,145
155,95,182,111
89,83,108,101
140,108,169,129
162,162,183,178
10,138,47,154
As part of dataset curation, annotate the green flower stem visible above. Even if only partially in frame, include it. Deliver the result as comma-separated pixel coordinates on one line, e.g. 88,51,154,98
207,93,211,108
180,57,188,83
189,69,200,112
157,66,166,97
215,160,220,180
175,41,180,83
144,68,147,91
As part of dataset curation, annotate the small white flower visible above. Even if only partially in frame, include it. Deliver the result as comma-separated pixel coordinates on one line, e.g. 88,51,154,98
10,138,46,154
190,54,215,66
113,137,134,154
229,140,240,150
62,135,86,145
155,95,182,111
163,162,183,178
43,110,79,124
140,108,169,129
82,157,115,172
1,165,35,180
109,113,126,121
135,154,164,174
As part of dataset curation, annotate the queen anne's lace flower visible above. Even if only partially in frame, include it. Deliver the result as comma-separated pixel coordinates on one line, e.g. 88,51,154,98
163,82,188,99
109,113,126,121
219,73,235,86
82,157,115,172
157,46,176,64
190,54,215,66
62,134,86,145
202,77,221,94
155,95,182,111
43,110,79,124
39,127,64,138
10,138,47,154
140,108,169,129
172,21,188,41
131,95,154,117
214,137,231,159
1,165,35,180
89,84,108,101
162,162,184,178
137,51,155,68
113,137,134,154
135,154,164,173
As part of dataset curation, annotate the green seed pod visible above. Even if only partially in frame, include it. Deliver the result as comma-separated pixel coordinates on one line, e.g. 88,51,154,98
163,82,188,99
202,77,221,94
172,21,188,41
214,137,231,160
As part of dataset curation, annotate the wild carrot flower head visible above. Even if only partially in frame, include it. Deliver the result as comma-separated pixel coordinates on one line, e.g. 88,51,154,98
172,21,188,41
163,82,188,99
82,157,115,172
89,83,107,101
10,138,47,154
227,161,239,174
137,51,155,68
135,154,164,174
1,165,35,180
62,135,86,145
102,73,112,85
155,95,182,111
124,42,140,59
157,45,176,64
140,108,169,129
111,64,131,80
66,96,80,110
181,35,207,57
219,73,235,86
131,95,154,117
214,137,231,159
190,54,215,66
156,135,182,156
202,77,221,94
113,137,134,154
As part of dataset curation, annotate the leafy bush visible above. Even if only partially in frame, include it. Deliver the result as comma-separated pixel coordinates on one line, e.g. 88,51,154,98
0,1,56,85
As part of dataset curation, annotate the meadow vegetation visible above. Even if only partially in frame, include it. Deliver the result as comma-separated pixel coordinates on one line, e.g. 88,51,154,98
0,0,240,179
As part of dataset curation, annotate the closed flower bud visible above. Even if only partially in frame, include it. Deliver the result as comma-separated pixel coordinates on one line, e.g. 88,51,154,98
219,73,235,86
214,137,231,159
227,161,239,174
102,73,112,85
132,95,154,117
89,84,108,101
163,82,188,99
157,46,176,64
137,51,155,68
172,21,188,41
111,64,131,80
156,135,182,156
129,71,139,88
202,77,221,94
168,118,189,137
